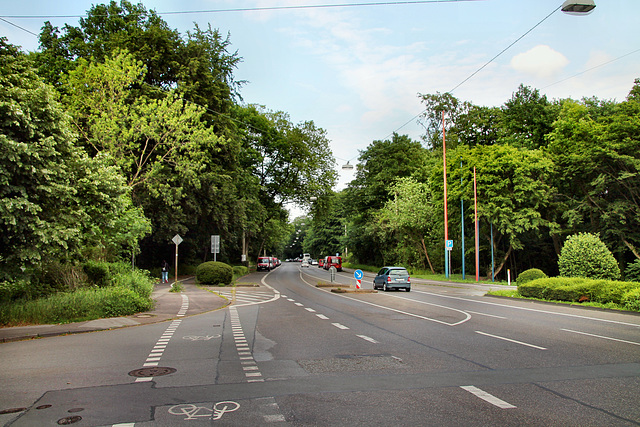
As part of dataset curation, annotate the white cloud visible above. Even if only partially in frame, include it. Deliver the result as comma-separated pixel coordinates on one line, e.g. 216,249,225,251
510,45,569,79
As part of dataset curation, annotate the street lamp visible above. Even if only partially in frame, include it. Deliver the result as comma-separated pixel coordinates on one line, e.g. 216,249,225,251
341,161,354,170
561,0,595,15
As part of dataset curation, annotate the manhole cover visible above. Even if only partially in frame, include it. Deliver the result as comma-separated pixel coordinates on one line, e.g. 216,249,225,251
57,415,82,425
128,367,176,378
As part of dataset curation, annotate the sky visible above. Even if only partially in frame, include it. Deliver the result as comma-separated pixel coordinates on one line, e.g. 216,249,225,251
2,0,639,218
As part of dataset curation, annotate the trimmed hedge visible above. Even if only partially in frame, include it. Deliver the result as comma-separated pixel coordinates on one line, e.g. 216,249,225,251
233,266,248,277
518,277,640,309
516,268,547,285
197,261,233,286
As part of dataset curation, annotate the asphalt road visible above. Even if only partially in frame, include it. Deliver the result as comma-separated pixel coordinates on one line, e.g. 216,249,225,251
1,262,639,426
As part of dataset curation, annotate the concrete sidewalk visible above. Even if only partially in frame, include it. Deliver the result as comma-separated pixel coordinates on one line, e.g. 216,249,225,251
0,277,229,343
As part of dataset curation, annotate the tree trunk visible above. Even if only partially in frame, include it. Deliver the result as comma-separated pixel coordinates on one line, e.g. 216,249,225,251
493,243,513,278
622,237,640,260
421,238,435,274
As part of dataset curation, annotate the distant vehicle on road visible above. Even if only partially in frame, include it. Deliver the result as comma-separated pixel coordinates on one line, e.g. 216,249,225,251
324,256,342,272
257,257,272,271
301,259,310,268
373,266,411,292
318,258,325,268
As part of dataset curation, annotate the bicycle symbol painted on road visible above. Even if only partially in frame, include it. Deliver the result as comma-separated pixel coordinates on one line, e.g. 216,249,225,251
169,401,240,421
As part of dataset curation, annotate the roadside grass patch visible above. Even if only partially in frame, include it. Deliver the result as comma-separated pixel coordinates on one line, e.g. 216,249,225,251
0,264,155,326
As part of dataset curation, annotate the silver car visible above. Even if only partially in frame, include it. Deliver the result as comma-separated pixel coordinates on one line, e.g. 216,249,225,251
373,267,411,292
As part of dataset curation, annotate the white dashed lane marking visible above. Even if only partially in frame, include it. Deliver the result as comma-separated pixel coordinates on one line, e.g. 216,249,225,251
229,306,264,383
460,386,517,409
135,319,182,382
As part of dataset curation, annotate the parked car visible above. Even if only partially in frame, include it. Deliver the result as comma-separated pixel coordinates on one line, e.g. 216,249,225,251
373,266,411,292
324,256,342,271
257,257,271,271
318,258,325,268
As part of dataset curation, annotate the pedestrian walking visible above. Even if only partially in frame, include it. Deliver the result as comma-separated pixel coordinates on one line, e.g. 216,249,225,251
161,260,169,283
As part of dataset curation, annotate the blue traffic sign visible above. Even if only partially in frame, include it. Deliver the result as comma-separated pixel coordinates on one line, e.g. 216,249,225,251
354,269,363,280
446,240,454,249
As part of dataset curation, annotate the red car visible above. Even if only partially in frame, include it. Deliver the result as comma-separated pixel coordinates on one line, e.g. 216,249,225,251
257,257,271,271
324,256,342,272
318,258,325,268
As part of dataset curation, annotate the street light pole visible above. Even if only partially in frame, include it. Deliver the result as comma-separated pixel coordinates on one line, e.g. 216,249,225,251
442,112,449,278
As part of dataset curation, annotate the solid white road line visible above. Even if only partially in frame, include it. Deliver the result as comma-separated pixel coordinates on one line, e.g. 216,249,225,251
561,328,640,346
460,386,516,409
475,331,547,350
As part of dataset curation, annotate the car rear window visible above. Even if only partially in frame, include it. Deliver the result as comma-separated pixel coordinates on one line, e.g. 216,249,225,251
389,269,408,276
258,258,268,262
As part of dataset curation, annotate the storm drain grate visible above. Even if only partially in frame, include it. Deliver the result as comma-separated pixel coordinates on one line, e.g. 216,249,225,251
128,367,177,378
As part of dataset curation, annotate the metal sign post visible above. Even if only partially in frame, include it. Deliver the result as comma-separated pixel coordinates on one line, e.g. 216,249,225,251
172,234,183,285
354,269,363,289
446,240,453,278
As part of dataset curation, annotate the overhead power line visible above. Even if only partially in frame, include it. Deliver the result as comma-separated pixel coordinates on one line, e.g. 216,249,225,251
0,17,38,36
384,4,564,139
1,0,483,20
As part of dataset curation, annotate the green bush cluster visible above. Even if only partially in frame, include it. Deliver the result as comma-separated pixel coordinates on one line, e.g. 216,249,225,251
0,286,153,325
196,261,233,286
516,268,547,285
83,260,112,287
558,233,621,280
0,262,156,325
518,277,640,310
233,265,248,278
625,259,640,282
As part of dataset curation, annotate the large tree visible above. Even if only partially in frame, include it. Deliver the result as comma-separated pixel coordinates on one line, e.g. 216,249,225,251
0,40,149,279
547,92,640,262
444,144,557,277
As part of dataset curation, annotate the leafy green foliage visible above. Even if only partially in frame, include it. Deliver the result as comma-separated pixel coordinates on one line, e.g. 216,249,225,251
0,265,154,325
516,268,548,285
83,261,111,287
558,233,620,280
625,259,640,282
197,261,233,286
518,276,639,309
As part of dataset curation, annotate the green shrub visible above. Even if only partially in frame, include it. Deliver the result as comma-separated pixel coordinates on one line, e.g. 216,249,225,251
110,266,154,299
625,259,640,282
101,287,152,317
196,261,233,286
83,260,111,287
0,280,30,302
516,268,547,285
233,266,248,278
558,233,620,280
622,288,640,311
517,277,640,308
0,286,154,326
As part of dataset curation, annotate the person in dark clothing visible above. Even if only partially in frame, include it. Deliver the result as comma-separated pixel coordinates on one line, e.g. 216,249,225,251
161,260,170,283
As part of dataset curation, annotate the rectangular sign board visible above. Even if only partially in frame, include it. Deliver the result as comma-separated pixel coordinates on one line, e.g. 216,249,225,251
211,235,220,253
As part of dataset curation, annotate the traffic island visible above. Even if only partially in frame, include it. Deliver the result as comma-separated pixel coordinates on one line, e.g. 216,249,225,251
330,288,377,294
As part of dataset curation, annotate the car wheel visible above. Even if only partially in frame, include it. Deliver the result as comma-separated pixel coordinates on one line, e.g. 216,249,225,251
383,283,388,292
406,287,411,292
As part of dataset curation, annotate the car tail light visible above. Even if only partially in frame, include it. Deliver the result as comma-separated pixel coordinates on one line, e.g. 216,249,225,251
387,276,391,282
408,277,411,283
